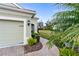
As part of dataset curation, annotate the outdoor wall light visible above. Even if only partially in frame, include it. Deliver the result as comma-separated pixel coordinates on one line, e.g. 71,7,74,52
27,20,30,26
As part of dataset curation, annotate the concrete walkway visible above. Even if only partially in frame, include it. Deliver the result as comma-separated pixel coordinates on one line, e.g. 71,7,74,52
25,37,59,56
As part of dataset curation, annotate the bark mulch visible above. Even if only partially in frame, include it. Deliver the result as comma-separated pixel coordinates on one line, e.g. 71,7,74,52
24,42,43,54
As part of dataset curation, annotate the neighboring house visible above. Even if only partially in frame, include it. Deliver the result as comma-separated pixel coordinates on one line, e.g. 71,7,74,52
38,21,43,29
0,3,39,48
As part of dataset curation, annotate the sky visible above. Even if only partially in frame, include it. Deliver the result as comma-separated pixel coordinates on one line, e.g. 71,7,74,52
19,3,69,25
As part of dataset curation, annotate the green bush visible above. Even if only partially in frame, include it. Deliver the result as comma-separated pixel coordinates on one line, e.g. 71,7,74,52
31,32,40,42
27,37,37,46
31,32,39,38
59,47,79,56
34,32,39,35
75,42,79,46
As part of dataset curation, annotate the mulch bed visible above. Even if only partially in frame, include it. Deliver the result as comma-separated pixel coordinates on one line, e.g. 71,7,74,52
24,42,43,54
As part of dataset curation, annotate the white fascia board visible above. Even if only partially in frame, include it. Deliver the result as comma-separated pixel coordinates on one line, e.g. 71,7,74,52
12,3,23,9
0,4,36,15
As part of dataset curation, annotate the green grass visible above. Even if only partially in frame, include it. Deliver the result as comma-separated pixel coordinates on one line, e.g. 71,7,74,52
39,30,52,39
39,30,62,39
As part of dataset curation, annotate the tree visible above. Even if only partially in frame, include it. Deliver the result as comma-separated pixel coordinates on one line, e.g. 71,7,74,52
45,20,52,30
47,4,79,55
51,3,79,31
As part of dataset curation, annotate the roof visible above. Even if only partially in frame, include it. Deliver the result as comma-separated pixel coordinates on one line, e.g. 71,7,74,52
0,3,20,8
0,3,39,19
0,3,36,15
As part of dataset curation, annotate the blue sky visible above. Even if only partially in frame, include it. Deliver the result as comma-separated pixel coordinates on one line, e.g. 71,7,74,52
19,3,69,25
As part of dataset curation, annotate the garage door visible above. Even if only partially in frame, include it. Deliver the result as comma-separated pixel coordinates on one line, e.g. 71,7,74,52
0,20,24,47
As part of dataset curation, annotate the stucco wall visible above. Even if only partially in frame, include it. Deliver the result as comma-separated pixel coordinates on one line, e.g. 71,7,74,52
25,18,38,38
31,18,38,33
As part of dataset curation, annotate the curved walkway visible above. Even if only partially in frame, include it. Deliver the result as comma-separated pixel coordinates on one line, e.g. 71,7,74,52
25,37,59,56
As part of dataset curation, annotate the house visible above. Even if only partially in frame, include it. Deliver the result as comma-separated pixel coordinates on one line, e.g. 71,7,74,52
0,3,38,48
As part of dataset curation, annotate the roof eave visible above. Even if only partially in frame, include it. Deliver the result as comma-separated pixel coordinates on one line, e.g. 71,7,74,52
0,4,36,15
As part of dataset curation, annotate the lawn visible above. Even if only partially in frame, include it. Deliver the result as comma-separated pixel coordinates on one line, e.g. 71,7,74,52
39,30,52,39
39,30,62,39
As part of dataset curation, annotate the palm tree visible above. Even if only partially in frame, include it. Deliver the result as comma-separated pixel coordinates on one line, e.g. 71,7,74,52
51,3,79,31
47,4,79,55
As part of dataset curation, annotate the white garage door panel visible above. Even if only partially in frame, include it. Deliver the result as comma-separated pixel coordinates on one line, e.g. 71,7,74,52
0,20,24,47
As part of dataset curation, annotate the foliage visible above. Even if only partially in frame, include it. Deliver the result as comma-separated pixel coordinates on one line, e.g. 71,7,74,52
51,10,79,31
47,31,63,48
47,24,79,55
39,28,79,55
39,30,63,48
31,32,40,42
27,37,37,46
61,3,79,10
42,3,79,55
62,24,79,48
39,21,79,55
45,3,79,31
47,24,79,47
45,20,53,30
59,47,79,56
31,32,39,38
75,41,79,46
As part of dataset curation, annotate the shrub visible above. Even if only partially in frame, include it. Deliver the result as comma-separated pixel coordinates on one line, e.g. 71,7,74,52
31,32,39,38
34,32,39,35
74,42,79,53
35,34,40,42
59,47,79,56
27,37,37,46
31,32,40,42
31,31,35,38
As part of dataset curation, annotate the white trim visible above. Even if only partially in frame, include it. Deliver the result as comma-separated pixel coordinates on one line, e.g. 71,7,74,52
0,19,24,21
12,3,23,9
24,20,27,45
0,4,36,15
0,43,24,48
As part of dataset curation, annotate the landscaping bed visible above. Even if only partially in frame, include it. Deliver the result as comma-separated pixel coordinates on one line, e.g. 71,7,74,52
23,32,43,54
24,42,43,54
